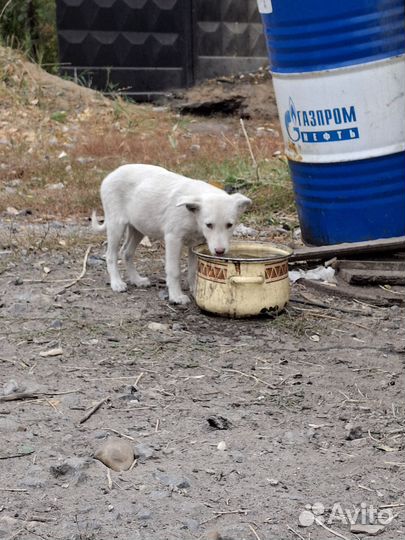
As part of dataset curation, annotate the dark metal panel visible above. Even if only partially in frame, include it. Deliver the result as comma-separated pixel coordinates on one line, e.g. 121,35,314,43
193,0,267,81
56,0,268,97
56,0,194,96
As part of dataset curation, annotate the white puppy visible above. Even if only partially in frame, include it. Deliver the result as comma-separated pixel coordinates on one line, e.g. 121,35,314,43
92,164,251,304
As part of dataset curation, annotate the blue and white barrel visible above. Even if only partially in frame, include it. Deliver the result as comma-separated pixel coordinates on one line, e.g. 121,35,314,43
258,0,405,245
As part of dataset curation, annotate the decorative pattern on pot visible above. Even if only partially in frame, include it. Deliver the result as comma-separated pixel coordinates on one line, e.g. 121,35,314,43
197,260,228,283
264,261,288,282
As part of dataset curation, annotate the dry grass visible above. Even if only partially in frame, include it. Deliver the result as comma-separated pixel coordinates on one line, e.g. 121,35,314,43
0,46,296,227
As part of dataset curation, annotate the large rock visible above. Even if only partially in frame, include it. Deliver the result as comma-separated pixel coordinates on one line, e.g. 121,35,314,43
94,437,134,471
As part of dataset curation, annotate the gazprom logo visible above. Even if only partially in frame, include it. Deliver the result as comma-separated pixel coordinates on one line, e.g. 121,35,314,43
284,98,360,143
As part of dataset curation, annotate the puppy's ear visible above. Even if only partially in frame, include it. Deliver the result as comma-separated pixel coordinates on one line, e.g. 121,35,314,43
176,196,201,213
232,193,252,214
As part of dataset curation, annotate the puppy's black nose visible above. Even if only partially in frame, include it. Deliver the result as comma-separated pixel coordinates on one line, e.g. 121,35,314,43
215,248,225,256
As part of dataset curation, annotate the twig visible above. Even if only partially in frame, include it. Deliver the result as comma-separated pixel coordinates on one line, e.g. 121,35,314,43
314,517,351,540
155,418,160,432
107,469,112,490
0,392,38,402
291,296,368,316
214,509,247,516
56,245,92,293
0,488,28,492
0,0,13,20
240,118,259,180
0,388,81,402
0,450,35,460
79,397,109,424
292,307,371,330
287,526,306,540
133,372,144,387
129,458,137,471
248,523,262,540
222,368,275,389
5,527,25,540
101,428,135,441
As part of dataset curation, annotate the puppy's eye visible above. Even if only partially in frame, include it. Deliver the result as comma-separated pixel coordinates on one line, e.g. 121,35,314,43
206,223,213,229
226,223,233,229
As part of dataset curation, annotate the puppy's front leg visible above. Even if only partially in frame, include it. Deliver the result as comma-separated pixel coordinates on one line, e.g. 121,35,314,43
187,247,197,298
165,234,190,305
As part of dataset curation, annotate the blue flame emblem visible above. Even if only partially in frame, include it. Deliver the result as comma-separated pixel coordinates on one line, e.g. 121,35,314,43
284,98,300,142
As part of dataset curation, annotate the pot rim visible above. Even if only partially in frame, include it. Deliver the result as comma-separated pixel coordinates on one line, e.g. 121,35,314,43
192,240,293,264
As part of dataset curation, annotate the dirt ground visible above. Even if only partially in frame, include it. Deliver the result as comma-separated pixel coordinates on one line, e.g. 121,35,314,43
0,221,404,540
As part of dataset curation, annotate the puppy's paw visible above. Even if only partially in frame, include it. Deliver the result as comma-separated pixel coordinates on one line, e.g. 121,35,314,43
111,280,127,292
169,293,191,305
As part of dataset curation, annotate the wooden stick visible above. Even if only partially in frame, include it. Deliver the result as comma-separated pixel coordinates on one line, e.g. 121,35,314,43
287,526,306,540
314,517,351,540
0,488,28,492
248,524,262,540
133,372,144,387
107,469,112,490
0,450,35,460
5,527,26,540
57,245,92,293
222,368,275,389
290,236,405,262
79,397,108,424
0,389,81,402
0,392,38,402
240,118,260,181
101,428,135,441
293,307,371,330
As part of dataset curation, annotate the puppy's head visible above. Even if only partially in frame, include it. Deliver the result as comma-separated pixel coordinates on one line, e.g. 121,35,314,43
177,192,251,256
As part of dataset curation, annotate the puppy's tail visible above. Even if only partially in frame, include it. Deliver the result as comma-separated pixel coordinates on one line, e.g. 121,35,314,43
91,210,106,232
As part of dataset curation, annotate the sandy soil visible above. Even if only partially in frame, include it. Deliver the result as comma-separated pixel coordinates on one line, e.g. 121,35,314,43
0,222,404,540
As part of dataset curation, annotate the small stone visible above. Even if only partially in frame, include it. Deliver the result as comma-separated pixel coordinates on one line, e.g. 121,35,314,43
217,441,227,451
345,423,363,441
182,518,199,532
13,277,23,286
137,509,152,520
87,255,105,267
268,478,279,486
134,443,155,462
47,182,65,190
39,347,63,358
233,224,258,237
18,465,47,488
350,523,385,535
154,471,190,489
207,415,230,430
49,457,90,483
3,379,19,395
147,322,169,332
50,319,63,330
94,437,134,471
158,290,169,301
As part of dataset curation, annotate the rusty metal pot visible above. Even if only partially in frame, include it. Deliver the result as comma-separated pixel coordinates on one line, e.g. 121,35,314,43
192,241,293,318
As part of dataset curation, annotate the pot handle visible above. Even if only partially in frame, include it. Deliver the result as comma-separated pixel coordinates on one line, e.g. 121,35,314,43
229,275,265,285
